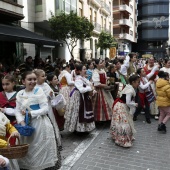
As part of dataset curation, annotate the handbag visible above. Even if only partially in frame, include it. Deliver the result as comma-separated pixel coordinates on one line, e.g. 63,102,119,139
14,111,35,136
145,89,155,104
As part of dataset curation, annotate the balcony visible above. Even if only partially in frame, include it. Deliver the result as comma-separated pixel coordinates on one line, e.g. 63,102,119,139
101,1,111,16
113,5,132,15
89,0,101,8
113,19,133,28
0,0,24,21
101,27,112,34
93,22,101,34
114,33,133,41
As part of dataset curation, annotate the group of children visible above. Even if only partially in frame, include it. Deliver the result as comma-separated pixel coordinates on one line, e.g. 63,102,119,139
0,70,62,170
1,57,170,169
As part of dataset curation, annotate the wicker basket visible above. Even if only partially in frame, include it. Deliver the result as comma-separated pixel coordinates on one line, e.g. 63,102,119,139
0,136,29,159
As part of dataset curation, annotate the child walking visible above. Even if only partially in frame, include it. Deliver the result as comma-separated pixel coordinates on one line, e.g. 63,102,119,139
15,71,61,169
156,71,170,133
0,75,17,145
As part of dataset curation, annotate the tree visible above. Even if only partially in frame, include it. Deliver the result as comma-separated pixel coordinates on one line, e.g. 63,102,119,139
97,31,117,58
49,11,94,59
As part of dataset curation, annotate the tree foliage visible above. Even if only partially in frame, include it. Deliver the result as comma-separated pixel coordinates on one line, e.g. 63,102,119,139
97,31,117,50
49,11,94,58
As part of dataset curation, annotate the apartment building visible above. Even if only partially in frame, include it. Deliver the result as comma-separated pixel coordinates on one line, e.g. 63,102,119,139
133,0,169,59
113,0,138,56
77,0,112,60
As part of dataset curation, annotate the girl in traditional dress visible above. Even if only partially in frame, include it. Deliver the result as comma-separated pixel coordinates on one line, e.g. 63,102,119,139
0,75,17,145
0,113,20,170
15,71,61,170
64,64,95,132
92,59,114,122
58,64,74,105
110,75,139,148
34,69,62,149
133,65,159,123
47,74,64,131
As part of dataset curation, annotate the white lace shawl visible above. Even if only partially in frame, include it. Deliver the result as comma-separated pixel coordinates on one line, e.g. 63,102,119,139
75,76,92,93
15,87,48,123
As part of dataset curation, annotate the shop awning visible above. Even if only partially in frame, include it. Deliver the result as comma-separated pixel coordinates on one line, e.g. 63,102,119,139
0,23,63,46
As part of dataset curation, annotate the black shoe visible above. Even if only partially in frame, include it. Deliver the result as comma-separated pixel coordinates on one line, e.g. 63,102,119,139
146,118,151,124
160,123,166,133
133,116,137,121
157,124,162,131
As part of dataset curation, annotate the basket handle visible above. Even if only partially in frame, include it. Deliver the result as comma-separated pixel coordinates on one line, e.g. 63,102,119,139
25,110,30,125
7,135,20,147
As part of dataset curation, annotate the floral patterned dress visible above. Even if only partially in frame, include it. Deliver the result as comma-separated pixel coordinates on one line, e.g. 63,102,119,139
110,85,136,147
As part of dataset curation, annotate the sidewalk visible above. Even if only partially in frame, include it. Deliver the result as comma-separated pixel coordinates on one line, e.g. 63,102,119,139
60,115,170,170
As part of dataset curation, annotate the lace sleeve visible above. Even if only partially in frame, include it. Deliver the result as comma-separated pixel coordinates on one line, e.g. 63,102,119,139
92,70,101,86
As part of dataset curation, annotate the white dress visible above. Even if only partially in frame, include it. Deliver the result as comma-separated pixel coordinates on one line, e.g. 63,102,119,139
15,87,58,170
35,82,61,147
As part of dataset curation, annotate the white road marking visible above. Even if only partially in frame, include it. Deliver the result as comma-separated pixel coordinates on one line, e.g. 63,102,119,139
60,129,102,170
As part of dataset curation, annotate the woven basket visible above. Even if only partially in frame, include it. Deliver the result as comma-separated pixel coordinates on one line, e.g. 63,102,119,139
0,136,29,159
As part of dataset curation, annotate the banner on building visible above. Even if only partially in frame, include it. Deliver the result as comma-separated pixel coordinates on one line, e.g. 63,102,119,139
110,47,116,59
142,54,153,58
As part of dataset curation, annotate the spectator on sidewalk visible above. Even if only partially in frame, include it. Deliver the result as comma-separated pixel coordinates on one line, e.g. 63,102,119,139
156,71,170,133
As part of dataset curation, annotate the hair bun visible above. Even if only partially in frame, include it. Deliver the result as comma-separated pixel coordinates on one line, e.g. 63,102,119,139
63,64,66,67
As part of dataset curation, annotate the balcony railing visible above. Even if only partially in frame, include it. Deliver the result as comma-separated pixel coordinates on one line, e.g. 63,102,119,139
101,1,111,15
113,5,132,14
113,19,133,27
115,33,133,41
101,27,112,34
90,0,101,8
93,22,101,33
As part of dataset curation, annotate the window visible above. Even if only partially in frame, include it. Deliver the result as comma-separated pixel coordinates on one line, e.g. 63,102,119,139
130,17,133,24
130,30,133,36
130,4,133,11
94,11,97,23
109,1,111,13
71,0,77,12
79,1,83,17
35,0,42,12
104,18,106,29
135,32,138,38
109,22,111,32
101,16,103,28
90,8,92,22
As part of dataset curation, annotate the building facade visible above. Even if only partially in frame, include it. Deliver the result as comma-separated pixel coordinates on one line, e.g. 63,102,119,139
0,0,24,66
20,0,112,61
113,0,138,56
77,0,112,60
132,0,169,59
18,0,64,61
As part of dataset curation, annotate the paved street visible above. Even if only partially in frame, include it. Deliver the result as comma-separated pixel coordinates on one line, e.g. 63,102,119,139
60,115,170,170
